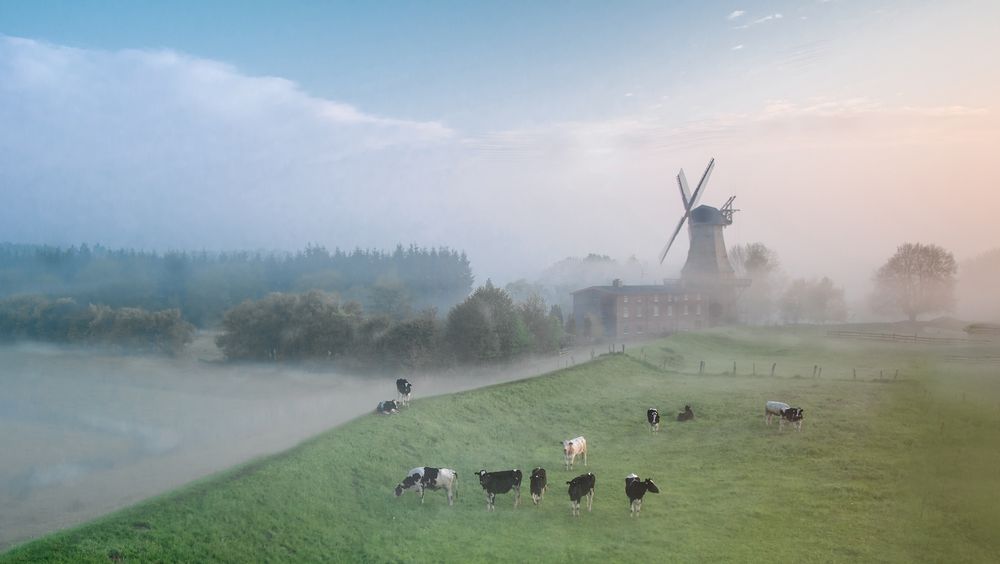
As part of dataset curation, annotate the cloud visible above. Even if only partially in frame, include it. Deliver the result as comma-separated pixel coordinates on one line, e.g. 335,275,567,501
728,10,746,20
732,44,745,51
0,35,459,254
735,13,783,29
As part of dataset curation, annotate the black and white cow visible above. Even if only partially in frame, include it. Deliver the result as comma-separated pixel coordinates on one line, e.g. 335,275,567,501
394,467,458,505
376,400,399,415
676,405,695,422
647,408,661,432
624,473,660,516
765,400,804,431
529,467,547,505
566,473,596,516
396,378,412,406
475,469,522,511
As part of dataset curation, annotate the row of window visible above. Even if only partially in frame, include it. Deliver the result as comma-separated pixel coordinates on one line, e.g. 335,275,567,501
623,303,700,318
623,293,700,304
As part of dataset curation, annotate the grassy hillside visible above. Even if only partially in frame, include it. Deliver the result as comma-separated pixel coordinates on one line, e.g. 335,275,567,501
5,328,999,562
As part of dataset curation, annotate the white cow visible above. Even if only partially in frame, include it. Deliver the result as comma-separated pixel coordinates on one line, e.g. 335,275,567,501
562,436,588,470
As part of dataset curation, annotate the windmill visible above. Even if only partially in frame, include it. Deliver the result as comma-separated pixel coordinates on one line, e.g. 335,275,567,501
658,158,739,283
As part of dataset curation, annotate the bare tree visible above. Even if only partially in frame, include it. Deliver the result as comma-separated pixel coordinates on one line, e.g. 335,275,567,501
871,243,957,321
729,242,780,324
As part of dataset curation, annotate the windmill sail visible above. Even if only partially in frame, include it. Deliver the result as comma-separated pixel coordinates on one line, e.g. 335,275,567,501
659,158,716,264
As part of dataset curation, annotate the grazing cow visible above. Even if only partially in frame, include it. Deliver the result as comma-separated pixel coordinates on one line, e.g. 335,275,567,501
647,408,661,432
566,473,596,516
376,400,399,415
765,400,804,431
475,469,522,511
529,467,547,505
394,467,458,505
624,473,660,516
676,405,695,422
562,436,588,470
396,378,412,406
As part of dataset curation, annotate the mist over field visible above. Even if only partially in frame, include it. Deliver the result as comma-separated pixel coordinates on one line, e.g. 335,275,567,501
1,2,999,560
0,337,573,549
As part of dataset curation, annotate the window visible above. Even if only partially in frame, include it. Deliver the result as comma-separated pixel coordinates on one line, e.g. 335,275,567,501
623,307,629,318
667,305,673,316
653,305,659,317
684,304,689,315
653,295,659,303
623,296,628,303
696,303,701,315
623,325,629,334
637,307,643,318
637,297,642,303
637,326,643,334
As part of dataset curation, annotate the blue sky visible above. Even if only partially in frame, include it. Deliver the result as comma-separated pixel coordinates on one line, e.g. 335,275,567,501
1,1,998,301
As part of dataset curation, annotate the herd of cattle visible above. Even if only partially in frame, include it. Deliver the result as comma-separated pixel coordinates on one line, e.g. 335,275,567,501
379,377,804,515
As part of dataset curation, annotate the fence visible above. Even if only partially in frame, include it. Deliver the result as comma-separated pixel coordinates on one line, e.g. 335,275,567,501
826,329,988,346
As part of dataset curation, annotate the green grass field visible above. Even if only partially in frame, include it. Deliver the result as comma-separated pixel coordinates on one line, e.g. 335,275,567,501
4,327,999,563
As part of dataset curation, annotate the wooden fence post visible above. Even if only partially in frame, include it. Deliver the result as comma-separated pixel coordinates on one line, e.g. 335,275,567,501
770,363,776,377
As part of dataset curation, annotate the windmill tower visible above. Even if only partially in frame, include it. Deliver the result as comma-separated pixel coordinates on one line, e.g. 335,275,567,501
658,158,739,284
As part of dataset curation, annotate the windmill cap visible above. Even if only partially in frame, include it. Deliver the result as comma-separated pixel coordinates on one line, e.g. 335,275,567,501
690,205,726,225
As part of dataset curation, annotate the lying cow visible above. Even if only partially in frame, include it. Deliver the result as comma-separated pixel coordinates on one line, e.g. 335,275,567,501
676,405,695,422
376,400,399,415
567,473,596,516
529,467,547,505
396,378,412,406
647,408,661,432
475,469,522,511
394,466,458,505
562,436,588,470
624,473,660,516
765,400,804,431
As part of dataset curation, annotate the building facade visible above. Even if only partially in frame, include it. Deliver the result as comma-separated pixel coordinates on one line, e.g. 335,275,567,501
572,278,746,340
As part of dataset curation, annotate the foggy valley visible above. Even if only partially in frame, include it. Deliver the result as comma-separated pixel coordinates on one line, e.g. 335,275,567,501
1,1,999,562
0,336,576,549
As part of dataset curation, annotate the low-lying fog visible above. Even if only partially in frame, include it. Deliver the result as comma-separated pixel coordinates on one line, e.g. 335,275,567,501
0,340,571,550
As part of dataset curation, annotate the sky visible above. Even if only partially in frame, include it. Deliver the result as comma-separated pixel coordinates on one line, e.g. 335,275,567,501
1,0,998,300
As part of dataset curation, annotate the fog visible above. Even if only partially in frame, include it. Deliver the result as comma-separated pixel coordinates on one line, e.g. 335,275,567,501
2,22,998,302
0,339,575,549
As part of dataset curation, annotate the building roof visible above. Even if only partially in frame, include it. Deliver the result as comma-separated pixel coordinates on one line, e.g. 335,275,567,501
571,283,683,295
572,278,751,295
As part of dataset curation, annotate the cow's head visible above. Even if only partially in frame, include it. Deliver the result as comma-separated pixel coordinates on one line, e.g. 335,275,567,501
644,479,660,494
394,484,404,497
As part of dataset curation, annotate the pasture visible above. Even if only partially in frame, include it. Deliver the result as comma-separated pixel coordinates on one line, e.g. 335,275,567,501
4,327,999,562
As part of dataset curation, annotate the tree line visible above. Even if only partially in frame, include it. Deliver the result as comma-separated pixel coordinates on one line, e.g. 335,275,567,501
0,243,474,326
731,241,962,323
0,295,194,355
215,282,566,368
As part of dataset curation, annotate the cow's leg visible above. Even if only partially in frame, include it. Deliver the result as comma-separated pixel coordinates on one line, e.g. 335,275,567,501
584,450,588,467
587,490,594,512
447,485,454,506
419,487,425,504
514,485,520,508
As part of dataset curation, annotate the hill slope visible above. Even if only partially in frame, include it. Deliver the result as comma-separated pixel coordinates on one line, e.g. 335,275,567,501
5,329,999,562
